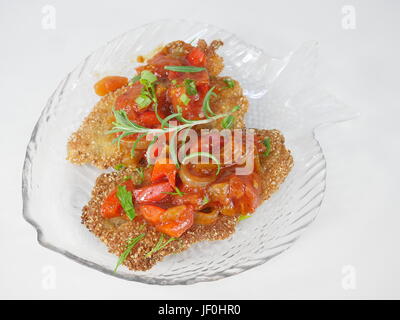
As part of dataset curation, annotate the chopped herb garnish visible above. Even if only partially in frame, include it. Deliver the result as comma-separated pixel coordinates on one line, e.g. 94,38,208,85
145,135,160,162
263,137,271,157
114,164,125,171
238,214,251,221
110,107,236,145
221,115,234,129
132,70,158,110
182,152,221,175
128,74,140,85
123,175,132,181
163,186,186,197
134,167,145,184
224,78,235,88
184,79,197,96
202,86,217,118
164,66,206,73
171,79,177,85
180,93,190,106
135,95,152,109
140,70,157,83
114,233,145,272
145,234,176,258
116,185,136,221
201,196,210,206
130,133,147,157
109,102,240,164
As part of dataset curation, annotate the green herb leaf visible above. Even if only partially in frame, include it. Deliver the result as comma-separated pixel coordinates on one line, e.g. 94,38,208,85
163,186,185,197
114,233,145,272
109,109,148,135
263,137,271,157
201,196,210,206
131,133,147,156
114,164,125,171
238,214,251,221
180,93,190,106
168,129,180,168
138,223,146,231
202,86,217,118
224,78,235,88
135,95,152,109
231,105,240,113
160,112,182,129
116,185,136,221
140,70,157,83
134,167,145,185
135,71,163,123
145,134,160,162
145,234,176,258
123,175,132,181
109,107,237,153
182,152,221,175
184,79,197,96
221,115,234,129
129,74,141,85
164,66,206,73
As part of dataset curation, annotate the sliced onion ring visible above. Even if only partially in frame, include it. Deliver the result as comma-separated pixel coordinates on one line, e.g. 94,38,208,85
178,164,217,188
194,209,219,225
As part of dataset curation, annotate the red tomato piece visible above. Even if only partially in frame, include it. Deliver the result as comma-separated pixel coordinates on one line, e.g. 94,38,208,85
187,48,206,67
196,82,209,95
133,182,173,203
100,189,122,218
138,204,166,225
168,86,204,120
151,159,177,187
100,180,134,218
115,82,143,118
229,175,261,214
141,54,182,78
171,193,204,209
138,111,160,128
156,205,194,237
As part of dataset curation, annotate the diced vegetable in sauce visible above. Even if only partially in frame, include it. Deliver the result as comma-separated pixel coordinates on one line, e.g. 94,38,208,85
94,76,128,96
97,41,265,238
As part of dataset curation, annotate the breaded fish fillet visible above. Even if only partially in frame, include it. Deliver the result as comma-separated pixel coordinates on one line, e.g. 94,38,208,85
67,41,248,169
81,129,293,271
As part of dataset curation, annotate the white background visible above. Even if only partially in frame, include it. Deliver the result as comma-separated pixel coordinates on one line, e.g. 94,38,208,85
1,0,399,299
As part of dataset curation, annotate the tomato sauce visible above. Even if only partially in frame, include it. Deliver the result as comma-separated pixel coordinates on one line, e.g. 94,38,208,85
101,156,262,238
97,41,263,238
95,41,211,132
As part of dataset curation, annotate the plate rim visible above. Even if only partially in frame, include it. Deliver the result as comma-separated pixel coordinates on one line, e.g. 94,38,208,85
22,18,336,285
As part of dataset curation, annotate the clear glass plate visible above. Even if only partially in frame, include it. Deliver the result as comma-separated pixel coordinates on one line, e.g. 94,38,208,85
22,19,356,285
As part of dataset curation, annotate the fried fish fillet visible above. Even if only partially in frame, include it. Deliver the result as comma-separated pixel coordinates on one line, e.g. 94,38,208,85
67,40,248,169
81,129,293,271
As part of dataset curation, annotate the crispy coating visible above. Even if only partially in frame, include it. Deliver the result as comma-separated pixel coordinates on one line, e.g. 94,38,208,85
67,40,248,169
67,86,130,169
162,39,224,77
256,129,294,201
197,39,224,77
81,129,293,271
